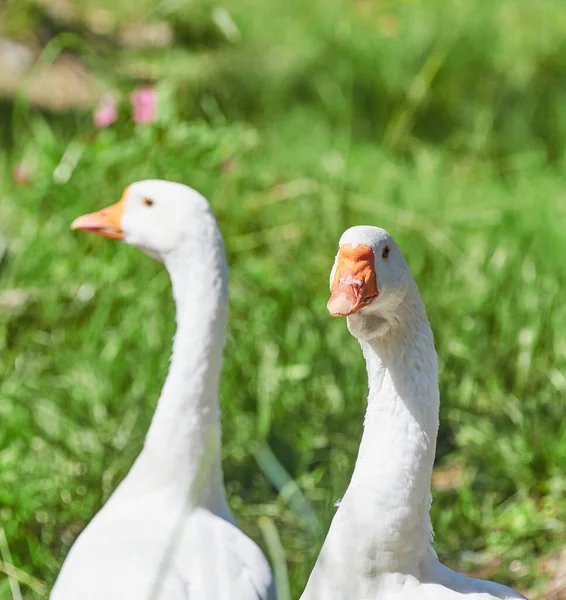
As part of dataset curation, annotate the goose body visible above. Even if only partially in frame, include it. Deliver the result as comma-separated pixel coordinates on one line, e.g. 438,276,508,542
52,180,275,600
301,226,526,600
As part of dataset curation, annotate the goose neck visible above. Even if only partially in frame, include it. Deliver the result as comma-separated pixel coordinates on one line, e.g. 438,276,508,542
128,226,230,514
342,288,440,574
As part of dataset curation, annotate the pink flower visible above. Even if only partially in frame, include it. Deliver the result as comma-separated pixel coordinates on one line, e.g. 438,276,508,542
93,94,118,128
130,86,157,123
12,163,30,186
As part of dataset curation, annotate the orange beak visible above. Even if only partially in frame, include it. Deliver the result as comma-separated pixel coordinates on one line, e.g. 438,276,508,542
327,243,379,316
70,189,128,240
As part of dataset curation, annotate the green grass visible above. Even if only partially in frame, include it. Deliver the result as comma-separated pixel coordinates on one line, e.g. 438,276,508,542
1,1,566,599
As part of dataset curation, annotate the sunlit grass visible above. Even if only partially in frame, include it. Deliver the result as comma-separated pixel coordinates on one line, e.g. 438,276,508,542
1,0,566,598
1,109,565,599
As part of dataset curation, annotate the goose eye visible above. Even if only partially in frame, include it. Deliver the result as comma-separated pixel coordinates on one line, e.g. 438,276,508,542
381,245,390,260
143,198,154,207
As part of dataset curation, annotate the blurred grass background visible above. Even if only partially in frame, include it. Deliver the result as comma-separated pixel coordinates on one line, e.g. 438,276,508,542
1,0,566,598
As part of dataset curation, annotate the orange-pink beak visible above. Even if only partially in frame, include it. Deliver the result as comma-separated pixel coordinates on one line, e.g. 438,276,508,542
327,244,379,316
70,188,128,240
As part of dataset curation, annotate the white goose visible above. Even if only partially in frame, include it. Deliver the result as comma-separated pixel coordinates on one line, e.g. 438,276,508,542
52,180,276,600
300,226,526,600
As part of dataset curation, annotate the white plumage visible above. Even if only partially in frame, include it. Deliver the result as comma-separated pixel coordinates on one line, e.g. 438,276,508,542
52,180,276,600
301,226,526,600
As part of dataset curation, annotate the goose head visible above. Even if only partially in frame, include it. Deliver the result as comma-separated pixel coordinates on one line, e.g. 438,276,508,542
71,179,213,260
327,226,414,340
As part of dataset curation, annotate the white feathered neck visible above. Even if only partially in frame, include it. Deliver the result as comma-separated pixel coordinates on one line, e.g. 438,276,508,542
113,208,231,517
302,281,439,595
352,282,438,572
302,265,526,599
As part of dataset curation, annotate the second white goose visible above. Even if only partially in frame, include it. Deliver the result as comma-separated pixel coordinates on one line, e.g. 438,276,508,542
52,180,276,600
301,226,526,600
